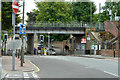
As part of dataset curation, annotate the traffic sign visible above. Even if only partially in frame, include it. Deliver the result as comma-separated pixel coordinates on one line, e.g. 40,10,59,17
12,0,19,13
81,38,86,43
20,24,26,34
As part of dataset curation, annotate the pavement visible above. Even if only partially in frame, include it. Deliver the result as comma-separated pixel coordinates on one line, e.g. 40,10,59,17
68,54,119,62
2,56,39,79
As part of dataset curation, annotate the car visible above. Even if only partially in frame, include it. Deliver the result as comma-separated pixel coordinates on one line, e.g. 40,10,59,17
47,48,56,55
37,44,43,54
14,34,19,39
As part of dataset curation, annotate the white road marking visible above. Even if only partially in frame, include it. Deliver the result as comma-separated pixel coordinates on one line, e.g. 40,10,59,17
23,72,29,78
104,71,118,77
6,74,9,78
85,66,94,69
32,72,40,78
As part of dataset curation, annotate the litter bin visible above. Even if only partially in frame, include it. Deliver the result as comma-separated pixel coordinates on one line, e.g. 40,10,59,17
85,50,90,55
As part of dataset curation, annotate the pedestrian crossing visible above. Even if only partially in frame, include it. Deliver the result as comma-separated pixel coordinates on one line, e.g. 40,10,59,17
3,72,40,80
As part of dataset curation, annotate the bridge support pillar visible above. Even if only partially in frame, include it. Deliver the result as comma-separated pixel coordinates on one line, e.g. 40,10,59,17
27,34,34,54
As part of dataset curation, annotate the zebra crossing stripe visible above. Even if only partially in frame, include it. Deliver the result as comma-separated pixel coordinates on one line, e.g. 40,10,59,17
32,72,39,78
23,72,29,78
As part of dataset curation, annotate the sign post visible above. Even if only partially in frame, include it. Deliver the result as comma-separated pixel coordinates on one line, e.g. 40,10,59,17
12,0,19,71
0,0,2,79
20,24,26,66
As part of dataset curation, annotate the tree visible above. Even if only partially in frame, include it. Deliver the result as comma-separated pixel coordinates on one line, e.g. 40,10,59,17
35,2,73,22
2,2,21,31
26,10,37,24
101,1,120,21
72,2,96,22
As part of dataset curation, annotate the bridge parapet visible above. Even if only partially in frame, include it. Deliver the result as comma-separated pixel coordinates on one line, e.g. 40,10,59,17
27,22,105,30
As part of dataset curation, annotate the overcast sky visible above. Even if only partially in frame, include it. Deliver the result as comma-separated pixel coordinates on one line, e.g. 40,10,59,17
18,0,106,24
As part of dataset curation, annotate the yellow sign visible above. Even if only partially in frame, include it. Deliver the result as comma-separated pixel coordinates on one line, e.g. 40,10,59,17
0,11,1,21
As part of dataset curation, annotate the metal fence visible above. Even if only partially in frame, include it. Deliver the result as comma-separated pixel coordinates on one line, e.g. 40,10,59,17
27,22,105,30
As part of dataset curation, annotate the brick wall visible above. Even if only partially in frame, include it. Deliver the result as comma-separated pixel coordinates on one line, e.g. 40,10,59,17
105,21,120,37
101,49,119,57
52,41,64,48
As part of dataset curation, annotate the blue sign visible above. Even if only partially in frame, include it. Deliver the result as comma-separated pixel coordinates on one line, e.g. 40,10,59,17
20,24,26,34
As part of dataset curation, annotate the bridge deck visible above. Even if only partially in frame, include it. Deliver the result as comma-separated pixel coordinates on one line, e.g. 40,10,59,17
15,27,85,34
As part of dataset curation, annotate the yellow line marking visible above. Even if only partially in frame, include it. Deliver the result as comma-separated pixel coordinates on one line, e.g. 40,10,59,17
29,61,40,72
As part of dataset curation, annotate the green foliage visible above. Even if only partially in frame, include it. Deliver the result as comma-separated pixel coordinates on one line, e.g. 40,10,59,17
50,34,70,41
102,1,120,16
2,2,21,31
26,11,37,24
35,2,73,22
101,1,120,21
72,2,96,22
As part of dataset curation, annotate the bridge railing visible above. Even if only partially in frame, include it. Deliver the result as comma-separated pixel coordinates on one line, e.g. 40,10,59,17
27,22,105,30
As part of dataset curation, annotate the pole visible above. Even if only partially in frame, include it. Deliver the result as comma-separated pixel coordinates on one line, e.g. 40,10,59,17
12,0,15,71
90,2,92,27
21,0,25,66
48,32,50,49
0,0,2,79
5,41,6,55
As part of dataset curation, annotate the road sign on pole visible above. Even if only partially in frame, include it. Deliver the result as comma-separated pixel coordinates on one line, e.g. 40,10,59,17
12,0,19,14
20,24,26,34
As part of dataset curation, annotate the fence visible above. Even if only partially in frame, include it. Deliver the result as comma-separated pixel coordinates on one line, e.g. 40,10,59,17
27,22,105,30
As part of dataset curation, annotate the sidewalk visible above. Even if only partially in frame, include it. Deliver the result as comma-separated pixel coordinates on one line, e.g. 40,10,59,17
2,56,38,79
69,54,118,62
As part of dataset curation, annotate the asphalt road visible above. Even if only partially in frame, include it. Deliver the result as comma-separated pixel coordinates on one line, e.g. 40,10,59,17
25,55,118,78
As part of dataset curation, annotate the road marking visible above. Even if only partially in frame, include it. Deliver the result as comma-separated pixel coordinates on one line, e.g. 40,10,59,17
32,72,40,78
29,61,40,72
85,66,94,69
104,71,118,77
6,74,9,78
23,72,29,78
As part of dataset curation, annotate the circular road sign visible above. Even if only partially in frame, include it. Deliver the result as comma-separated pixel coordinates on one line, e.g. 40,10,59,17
12,1,19,13
21,29,25,33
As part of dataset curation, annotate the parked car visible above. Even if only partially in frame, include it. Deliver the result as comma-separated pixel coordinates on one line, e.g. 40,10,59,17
14,34,19,39
47,48,56,55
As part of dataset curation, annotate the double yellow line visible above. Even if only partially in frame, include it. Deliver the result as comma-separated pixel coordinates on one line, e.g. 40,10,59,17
29,61,40,72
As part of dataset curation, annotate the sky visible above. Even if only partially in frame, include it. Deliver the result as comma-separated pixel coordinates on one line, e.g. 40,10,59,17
18,0,106,24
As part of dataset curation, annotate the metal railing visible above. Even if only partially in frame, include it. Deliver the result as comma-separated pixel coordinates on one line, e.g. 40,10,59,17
27,22,105,30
